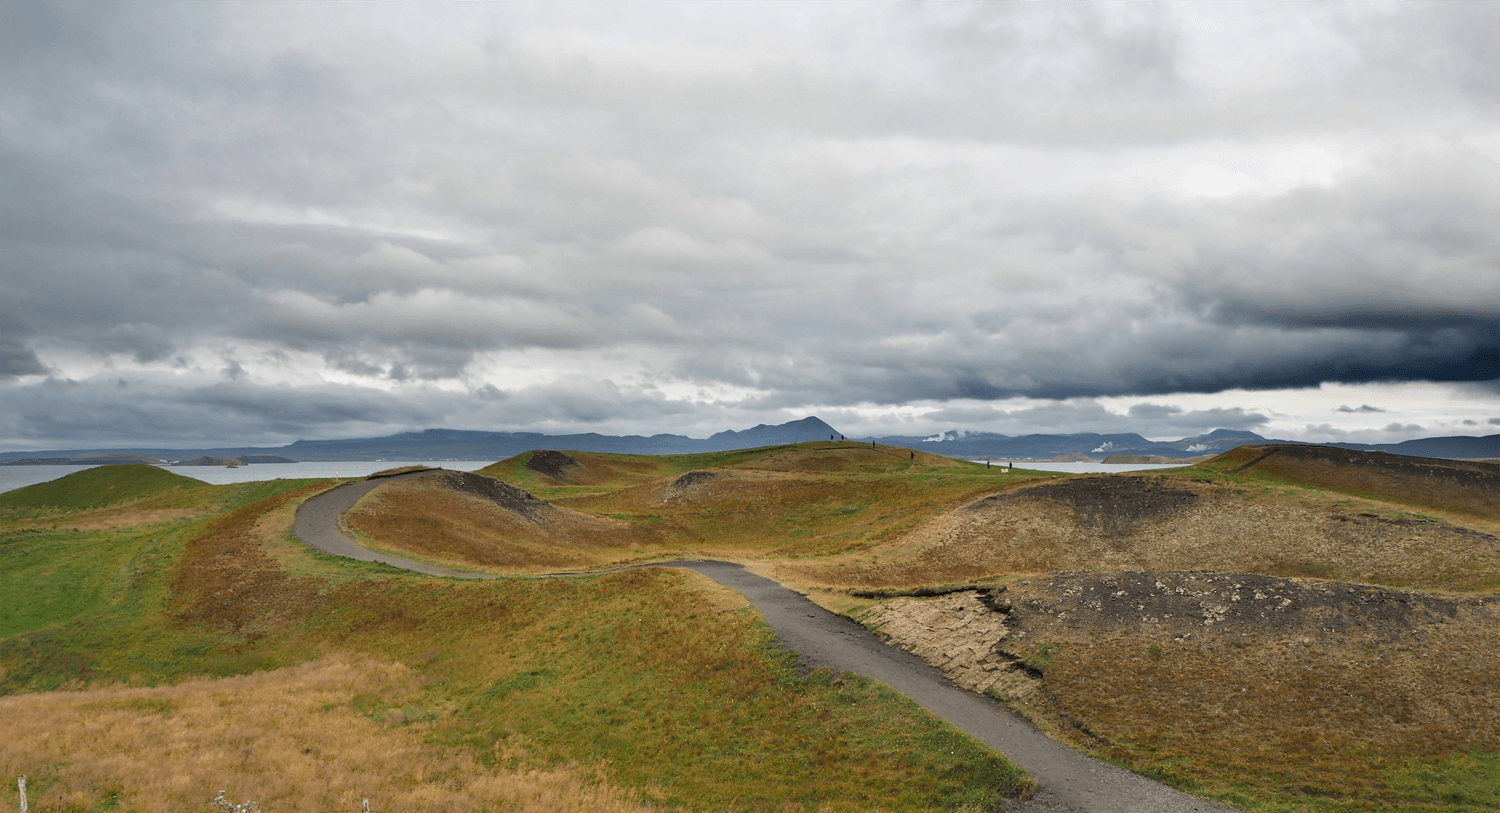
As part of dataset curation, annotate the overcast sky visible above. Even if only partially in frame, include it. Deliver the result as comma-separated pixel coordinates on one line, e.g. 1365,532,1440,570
1,1,1496,451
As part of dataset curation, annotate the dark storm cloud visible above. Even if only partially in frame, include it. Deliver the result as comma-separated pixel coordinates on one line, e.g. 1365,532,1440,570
0,374,443,447
0,339,47,379
0,1,1494,447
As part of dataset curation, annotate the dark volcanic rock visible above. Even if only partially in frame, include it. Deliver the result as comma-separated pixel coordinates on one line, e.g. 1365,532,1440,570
525,450,580,482
672,470,717,488
438,470,549,520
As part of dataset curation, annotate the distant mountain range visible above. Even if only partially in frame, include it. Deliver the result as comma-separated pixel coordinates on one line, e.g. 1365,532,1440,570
881,427,1499,461
1,416,1495,464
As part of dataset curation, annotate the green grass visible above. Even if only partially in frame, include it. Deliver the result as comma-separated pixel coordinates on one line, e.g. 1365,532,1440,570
1023,643,1059,673
1100,745,1500,813
0,464,205,513
1385,751,1500,813
363,572,1028,812
0,526,164,639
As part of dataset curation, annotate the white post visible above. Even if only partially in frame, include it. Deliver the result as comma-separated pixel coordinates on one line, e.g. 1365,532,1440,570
361,799,370,813
18,776,27,813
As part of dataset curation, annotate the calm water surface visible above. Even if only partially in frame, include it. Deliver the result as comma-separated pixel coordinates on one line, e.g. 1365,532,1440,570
0,460,495,495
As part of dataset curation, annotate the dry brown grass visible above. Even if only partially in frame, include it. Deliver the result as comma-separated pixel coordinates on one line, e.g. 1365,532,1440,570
170,486,331,634
0,654,648,813
346,478,663,571
781,475,1500,592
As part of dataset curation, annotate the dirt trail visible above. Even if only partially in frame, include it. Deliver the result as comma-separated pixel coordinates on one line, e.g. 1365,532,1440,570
291,474,1237,813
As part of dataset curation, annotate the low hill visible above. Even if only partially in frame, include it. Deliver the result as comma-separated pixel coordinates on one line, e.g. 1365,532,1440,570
788,471,1500,592
0,464,206,512
346,470,662,571
1202,444,1500,518
480,442,976,496
456,443,1008,565
175,456,243,467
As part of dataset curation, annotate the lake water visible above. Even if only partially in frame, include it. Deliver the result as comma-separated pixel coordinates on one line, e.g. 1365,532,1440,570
971,461,1194,474
0,461,496,496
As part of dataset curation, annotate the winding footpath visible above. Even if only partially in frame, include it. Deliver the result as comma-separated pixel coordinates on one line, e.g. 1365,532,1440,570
292,472,1237,813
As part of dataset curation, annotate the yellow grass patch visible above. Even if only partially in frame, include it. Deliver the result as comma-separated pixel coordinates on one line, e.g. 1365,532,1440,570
0,654,647,813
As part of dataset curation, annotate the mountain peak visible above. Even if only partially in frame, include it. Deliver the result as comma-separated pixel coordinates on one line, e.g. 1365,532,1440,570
1199,429,1266,440
705,416,841,448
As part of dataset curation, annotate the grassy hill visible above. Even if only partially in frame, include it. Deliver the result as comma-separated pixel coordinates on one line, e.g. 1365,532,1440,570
352,443,1036,571
0,463,206,513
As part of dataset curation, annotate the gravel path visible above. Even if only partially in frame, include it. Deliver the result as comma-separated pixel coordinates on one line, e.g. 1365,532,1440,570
292,475,1238,813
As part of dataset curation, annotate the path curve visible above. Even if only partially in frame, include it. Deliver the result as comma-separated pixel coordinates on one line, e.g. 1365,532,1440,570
292,473,1237,813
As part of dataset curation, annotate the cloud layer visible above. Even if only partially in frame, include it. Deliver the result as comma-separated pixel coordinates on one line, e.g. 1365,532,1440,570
0,2,1495,448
